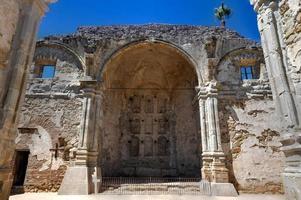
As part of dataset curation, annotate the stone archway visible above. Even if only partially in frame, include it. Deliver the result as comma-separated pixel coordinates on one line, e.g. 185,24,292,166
99,41,201,177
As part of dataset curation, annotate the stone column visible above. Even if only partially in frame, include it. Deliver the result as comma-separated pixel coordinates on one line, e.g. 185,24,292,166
0,1,55,199
59,79,102,195
250,0,301,199
197,81,237,196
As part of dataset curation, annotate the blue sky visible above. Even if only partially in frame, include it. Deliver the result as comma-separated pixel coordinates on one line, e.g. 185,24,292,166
39,0,260,41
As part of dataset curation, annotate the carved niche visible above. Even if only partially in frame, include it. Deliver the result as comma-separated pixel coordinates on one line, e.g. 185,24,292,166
128,95,141,113
129,136,140,157
144,116,153,134
129,116,141,134
158,136,169,156
158,117,169,135
157,97,167,113
144,136,153,157
144,95,154,113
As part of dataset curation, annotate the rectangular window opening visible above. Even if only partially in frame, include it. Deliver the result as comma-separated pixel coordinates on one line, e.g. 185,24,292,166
41,65,55,78
241,66,254,80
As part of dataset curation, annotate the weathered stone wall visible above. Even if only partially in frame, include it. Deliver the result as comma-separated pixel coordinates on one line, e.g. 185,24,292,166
278,1,301,199
16,97,82,192
250,0,301,198
16,43,84,192
219,99,285,193
45,24,259,82
16,25,286,194
216,48,285,194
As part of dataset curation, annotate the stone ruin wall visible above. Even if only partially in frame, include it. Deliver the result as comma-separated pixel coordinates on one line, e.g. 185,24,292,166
16,43,84,192
16,25,285,193
279,0,301,121
216,48,285,194
220,99,285,193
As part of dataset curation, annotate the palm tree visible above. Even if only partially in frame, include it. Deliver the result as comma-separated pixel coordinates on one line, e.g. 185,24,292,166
214,3,232,27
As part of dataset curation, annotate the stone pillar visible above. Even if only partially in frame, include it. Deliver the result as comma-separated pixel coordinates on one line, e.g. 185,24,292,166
197,81,237,196
250,0,301,199
252,0,298,127
0,1,55,199
58,79,102,195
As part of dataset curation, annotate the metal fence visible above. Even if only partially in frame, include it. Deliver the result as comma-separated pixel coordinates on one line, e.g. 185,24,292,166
100,177,211,195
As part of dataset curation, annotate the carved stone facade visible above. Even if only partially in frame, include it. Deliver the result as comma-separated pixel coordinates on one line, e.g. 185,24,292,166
0,0,299,198
6,24,285,196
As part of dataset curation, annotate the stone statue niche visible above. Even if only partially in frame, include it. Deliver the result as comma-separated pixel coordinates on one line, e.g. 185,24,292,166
129,136,139,157
144,136,153,157
127,95,141,113
158,136,169,156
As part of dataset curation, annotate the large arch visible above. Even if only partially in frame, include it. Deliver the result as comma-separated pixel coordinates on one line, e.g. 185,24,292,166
34,41,86,71
98,40,201,177
98,39,203,85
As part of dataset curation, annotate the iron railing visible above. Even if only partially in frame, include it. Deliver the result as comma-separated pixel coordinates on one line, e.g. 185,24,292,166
99,177,211,195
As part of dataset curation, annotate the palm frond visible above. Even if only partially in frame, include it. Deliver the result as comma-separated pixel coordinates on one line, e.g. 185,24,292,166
214,3,232,23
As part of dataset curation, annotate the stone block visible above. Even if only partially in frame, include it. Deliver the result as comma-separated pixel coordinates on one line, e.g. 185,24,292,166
283,172,301,199
58,166,92,195
210,182,238,196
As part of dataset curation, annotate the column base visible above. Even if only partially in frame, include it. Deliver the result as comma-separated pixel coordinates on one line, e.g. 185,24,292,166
283,172,301,199
210,183,238,196
202,151,229,183
280,132,301,200
58,166,95,195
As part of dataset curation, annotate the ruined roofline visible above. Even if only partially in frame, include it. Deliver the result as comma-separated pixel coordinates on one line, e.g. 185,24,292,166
40,24,260,53
76,23,244,37
41,24,253,40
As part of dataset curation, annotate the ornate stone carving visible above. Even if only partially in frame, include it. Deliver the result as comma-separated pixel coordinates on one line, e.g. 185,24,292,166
197,81,229,183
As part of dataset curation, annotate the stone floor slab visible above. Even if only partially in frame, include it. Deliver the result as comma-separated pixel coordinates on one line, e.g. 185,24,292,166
9,193,285,200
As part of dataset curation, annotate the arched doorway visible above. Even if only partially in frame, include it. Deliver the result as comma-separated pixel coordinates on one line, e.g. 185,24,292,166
100,41,201,177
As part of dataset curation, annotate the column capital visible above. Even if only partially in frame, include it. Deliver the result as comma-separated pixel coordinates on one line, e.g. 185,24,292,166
80,78,98,96
250,0,278,13
196,81,219,99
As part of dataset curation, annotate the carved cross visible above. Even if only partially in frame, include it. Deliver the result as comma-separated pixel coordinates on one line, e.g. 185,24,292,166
49,143,64,159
